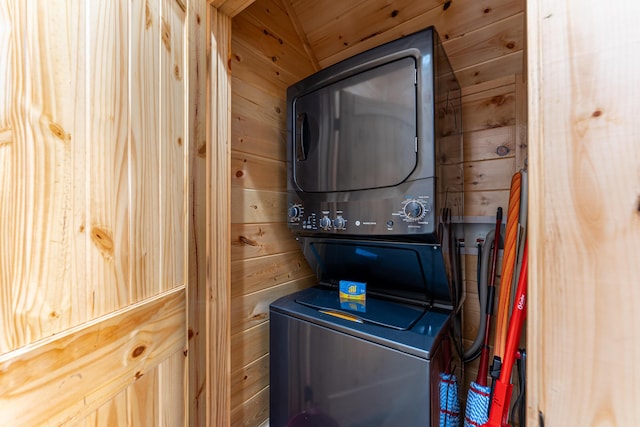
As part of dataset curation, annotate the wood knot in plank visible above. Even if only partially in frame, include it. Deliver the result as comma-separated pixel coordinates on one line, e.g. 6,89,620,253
239,235,258,246
443,1,452,11
251,313,268,321
235,170,244,178
496,145,511,156
134,371,144,380
592,109,602,118
162,19,171,52
174,64,182,80
49,121,71,143
262,29,283,45
197,143,206,158
489,95,507,106
145,1,153,29
390,10,399,18
90,226,114,257
132,345,146,358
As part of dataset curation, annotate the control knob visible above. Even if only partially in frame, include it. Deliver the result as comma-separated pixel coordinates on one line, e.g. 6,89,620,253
288,205,303,222
333,216,346,230
403,200,429,222
319,216,332,230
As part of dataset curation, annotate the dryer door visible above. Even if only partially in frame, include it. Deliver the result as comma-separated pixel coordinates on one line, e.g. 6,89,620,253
292,56,418,193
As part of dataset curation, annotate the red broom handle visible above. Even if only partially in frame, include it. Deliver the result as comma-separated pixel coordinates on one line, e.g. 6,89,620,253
476,207,502,386
484,241,528,427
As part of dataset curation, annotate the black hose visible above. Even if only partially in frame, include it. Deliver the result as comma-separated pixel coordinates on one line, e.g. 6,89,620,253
510,349,527,426
462,230,494,362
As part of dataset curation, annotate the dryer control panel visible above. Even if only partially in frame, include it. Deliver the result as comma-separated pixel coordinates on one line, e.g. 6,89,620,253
287,178,443,239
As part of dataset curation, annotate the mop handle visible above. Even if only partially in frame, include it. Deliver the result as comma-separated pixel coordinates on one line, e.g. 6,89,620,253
476,207,502,386
483,241,528,427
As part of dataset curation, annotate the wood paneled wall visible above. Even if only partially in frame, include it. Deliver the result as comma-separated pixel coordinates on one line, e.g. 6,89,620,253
229,1,317,424
0,0,200,424
229,0,526,425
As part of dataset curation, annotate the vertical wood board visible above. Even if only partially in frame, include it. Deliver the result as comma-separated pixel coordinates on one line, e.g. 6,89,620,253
527,0,640,425
130,0,162,301
207,7,233,427
187,0,209,425
160,0,188,290
86,0,130,319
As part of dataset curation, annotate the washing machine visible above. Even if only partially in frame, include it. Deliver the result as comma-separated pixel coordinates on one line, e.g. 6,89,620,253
270,238,459,427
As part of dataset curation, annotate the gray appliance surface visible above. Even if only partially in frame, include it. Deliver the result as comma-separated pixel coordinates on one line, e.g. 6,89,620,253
292,56,419,194
297,236,454,307
270,286,450,359
286,27,463,241
270,287,450,427
275,25,462,427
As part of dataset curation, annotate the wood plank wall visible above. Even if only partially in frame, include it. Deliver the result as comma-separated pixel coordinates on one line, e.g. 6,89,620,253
229,0,317,424
0,0,200,424
230,0,526,425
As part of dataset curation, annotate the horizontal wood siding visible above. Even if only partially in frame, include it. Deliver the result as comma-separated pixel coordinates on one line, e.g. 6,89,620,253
230,0,316,425
289,0,525,87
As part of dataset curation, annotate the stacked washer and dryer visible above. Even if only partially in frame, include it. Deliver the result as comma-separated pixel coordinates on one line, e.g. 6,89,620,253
270,27,464,427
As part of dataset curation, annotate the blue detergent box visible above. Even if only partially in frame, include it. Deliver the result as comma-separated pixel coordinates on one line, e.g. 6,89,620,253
339,280,366,312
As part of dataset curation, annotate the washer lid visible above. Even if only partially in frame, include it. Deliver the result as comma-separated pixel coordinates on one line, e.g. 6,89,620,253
270,286,451,359
300,237,452,306
296,289,425,331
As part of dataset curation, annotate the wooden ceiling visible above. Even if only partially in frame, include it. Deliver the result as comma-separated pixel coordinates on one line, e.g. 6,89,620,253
224,0,525,87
